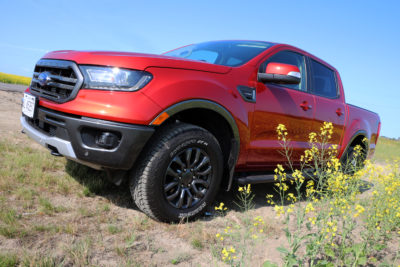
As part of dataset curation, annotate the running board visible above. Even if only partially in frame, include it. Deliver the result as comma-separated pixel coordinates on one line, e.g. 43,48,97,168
236,169,315,185
237,174,276,185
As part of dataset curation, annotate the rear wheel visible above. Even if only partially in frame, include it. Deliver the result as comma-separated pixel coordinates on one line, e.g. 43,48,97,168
341,145,366,175
130,123,223,222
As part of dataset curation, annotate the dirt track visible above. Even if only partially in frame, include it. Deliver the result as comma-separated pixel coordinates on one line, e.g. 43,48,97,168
0,87,23,135
0,82,27,93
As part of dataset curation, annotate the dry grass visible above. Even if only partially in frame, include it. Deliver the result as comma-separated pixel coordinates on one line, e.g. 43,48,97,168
0,137,224,266
1,134,398,266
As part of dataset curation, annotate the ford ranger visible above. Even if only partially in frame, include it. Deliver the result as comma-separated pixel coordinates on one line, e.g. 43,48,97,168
20,40,381,221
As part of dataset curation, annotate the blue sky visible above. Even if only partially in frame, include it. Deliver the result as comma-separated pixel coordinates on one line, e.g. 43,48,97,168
0,0,399,138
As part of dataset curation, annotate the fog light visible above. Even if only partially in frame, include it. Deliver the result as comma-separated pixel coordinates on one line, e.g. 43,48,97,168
95,132,119,149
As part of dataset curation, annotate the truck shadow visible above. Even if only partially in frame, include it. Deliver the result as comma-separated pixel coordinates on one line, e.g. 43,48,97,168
65,160,137,210
65,160,374,219
213,178,374,216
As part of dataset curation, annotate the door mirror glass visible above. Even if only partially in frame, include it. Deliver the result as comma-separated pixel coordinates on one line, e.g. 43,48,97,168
258,62,301,84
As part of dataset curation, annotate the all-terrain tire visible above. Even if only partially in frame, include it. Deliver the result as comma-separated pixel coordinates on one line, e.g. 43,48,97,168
130,122,223,222
341,145,366,175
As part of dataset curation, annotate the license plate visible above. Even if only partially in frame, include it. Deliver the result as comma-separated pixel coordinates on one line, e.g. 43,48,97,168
22,93,37,118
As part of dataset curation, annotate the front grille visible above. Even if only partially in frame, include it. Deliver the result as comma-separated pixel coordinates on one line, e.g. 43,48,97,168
30,59,83,103
27,116,58,137
25,107,70,141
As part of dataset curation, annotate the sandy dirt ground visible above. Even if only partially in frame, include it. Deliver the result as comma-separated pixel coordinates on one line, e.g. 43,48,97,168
0,89,23,134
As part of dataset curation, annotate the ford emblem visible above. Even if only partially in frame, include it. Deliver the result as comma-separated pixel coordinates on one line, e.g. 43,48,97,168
38,72,51,87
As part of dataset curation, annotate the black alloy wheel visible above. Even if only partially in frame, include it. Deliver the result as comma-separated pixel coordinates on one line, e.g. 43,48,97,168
164,147,212,209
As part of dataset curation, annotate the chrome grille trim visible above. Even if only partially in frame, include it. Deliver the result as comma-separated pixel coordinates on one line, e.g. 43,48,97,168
30,59,83,103
33,72,78,83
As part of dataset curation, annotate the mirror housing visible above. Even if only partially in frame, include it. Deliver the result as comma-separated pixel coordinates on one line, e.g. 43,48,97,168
258,62,301,84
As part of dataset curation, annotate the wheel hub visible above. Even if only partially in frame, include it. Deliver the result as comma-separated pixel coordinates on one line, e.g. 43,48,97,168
181,170,194,187
163,147,212,209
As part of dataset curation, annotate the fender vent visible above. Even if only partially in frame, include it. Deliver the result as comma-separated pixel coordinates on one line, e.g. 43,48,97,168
237,85,256,103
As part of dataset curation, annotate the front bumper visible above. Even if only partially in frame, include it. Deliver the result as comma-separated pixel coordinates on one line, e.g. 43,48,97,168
20,107,155,170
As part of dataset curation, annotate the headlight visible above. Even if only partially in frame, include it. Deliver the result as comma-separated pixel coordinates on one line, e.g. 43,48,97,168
79,66,152,91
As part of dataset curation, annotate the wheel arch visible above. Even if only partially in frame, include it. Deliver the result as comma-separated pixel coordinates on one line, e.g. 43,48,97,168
339,130,368,161
150,99,240,191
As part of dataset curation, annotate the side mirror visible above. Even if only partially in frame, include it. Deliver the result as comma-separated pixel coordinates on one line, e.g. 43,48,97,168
258,62,301,84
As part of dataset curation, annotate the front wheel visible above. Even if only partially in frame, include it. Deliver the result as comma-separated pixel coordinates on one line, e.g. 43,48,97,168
130,123,223,222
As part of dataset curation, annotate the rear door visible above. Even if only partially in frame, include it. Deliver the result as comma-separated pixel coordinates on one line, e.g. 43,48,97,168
308,58,346,149
248,50,315,168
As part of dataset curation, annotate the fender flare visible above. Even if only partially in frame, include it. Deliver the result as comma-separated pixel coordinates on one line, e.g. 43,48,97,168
150,99,240,191
340,130,368,161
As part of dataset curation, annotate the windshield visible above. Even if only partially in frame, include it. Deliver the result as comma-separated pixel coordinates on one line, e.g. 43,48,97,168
164,40,274,67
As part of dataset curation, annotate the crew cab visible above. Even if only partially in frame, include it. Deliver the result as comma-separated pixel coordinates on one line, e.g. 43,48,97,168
20,40,381,221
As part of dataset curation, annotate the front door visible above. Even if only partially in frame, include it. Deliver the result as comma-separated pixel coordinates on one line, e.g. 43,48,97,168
248,50,315,168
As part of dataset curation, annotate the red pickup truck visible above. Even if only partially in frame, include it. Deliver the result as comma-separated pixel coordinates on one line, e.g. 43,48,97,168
21,40,380,221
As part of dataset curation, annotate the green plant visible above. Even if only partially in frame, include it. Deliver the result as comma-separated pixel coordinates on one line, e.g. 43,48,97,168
170,253,192,265
191,238,203,250
234,184,255,212
213,186,267,266
264,122,400,266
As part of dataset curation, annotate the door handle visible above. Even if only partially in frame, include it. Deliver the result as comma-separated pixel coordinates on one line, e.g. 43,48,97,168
300,101,312,111
336,108,343,116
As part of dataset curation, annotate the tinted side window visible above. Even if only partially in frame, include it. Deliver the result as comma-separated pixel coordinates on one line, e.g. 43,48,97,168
310,59,338,98
260,51,306,91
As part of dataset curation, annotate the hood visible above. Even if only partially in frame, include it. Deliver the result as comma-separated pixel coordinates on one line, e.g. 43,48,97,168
43,50,232,74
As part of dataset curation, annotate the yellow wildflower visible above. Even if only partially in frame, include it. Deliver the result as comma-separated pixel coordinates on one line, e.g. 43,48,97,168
305,203,315,214
246,184,251,194
215,202,227,211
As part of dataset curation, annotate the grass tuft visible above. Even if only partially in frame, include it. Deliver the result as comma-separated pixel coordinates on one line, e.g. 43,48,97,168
107,224,122,234
65,238,92,266
0,253,19,267
170,253,192,265
21,254,61,267
191,238,203,250
39,198,67,215
0,225,28,239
